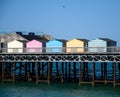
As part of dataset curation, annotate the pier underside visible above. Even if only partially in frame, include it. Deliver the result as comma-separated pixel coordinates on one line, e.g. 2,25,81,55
0,53,120,87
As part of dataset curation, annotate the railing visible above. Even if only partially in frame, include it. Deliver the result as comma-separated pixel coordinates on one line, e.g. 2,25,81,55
0,46,120,54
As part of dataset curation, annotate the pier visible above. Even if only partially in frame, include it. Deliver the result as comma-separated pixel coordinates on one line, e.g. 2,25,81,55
0,51,120,87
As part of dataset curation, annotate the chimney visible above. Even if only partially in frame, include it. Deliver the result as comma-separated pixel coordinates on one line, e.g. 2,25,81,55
29,32,35,36
16,32,22,35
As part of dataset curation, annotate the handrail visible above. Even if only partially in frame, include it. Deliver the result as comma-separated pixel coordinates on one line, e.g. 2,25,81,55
0,46,120,54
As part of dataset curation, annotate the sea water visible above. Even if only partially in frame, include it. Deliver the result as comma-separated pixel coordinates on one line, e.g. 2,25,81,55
0,82,120,97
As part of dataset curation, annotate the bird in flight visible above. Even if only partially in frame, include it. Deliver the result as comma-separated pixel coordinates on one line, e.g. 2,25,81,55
62,5,65,8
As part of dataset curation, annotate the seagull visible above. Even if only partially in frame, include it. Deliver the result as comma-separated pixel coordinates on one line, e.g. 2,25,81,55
62,5,65,8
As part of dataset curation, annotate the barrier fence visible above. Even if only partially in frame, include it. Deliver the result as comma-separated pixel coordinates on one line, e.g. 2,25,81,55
0,46,120,54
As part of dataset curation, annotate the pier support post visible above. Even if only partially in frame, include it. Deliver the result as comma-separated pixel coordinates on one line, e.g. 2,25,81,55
48,62,51,85
113,62,116,88
68,62,71,80
92,62,95,87
13,62,16,83
2,62,4,83
36,62,39,84
61,62,64,83
104,62,107,85
73,62,76,81
118,62,120,80
79,62,82,85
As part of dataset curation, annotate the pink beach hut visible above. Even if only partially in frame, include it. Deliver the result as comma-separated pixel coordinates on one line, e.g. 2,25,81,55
26,39,43,53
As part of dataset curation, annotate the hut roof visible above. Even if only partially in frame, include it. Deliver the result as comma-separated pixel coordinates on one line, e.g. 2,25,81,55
68,38,89,42
55,39,67,43
99,38,116,42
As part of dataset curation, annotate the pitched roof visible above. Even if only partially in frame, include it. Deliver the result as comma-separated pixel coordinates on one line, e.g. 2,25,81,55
56,39,67,43
99,38,116,42
69,38,89,42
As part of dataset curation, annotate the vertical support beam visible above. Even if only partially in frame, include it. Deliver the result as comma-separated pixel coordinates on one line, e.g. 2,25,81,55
68,62,71,80
27,62,31,81
32,62,35,77
79,62,82,85
65,62,67,79
48,62,51,85
104,62,107,85
118,62,120,80
73,62,76,80
42,62,44,77
2,62,4,83
36,62,38,84
0,62,2,79
25,62,27,77
113,62,116,88
101,62,104,80
56,62,59,77
13,62,16,83
19,62,22,77
92,62,95,87
61,62,64,83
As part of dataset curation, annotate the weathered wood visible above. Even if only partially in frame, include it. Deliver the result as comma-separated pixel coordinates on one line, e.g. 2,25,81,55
73,62,76,80
104,62,107,85
79,62,82,85
68,62,71,80
92,62,95,87
36,62,38,84
61,62,64,83
113,62,116,88
48,62,51,85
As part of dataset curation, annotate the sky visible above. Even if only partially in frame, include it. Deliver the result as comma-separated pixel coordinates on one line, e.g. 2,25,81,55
0,0,120,45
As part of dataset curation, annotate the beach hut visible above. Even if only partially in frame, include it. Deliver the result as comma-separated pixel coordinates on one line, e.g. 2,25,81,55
26,39,45,53
88,38,117,53
7,40,27,53
66,38,88,53
46,39,66,53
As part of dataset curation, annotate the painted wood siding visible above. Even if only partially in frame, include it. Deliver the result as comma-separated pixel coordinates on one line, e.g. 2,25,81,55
88,39,107,52
26,40,42,53
66,39,85,53
46,40,63,53
7,40,24,53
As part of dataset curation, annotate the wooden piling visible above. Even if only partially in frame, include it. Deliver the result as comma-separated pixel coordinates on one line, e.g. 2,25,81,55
113,62,116,88
79,62,82,85
48,62,51,85
92,62,95,87
2,62,4,83
61,62,64,83
73,62,76,80
13,62,16,83
36,62,38,84
104,62,107,85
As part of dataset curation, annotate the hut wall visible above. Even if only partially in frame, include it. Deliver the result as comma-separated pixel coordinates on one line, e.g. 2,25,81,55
88,39,107,52
46,40,63,53
66,39,85,53
7,40,24,53
26,40,42,53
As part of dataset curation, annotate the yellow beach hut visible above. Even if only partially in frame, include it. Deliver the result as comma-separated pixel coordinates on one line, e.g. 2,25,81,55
66,38,88,53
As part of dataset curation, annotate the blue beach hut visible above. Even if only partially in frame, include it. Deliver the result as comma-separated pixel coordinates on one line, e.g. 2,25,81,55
88,38,117,53
46,39,66,53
